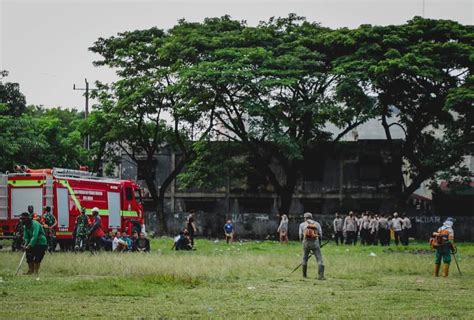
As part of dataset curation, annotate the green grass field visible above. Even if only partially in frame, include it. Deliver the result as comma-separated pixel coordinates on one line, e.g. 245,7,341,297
0,239,473,319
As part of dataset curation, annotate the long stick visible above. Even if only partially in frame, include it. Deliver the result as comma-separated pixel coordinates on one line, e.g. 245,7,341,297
290,240,330,274
15,251,26,276
452,252,462,276
290,254,311,274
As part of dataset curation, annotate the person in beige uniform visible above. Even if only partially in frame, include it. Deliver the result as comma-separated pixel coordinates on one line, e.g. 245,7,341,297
343,211,357,245
333,213,343,245
401,215,412,246
299,212,325,280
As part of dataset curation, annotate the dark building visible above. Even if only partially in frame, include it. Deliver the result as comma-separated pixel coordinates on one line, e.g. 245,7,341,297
118,139,404,238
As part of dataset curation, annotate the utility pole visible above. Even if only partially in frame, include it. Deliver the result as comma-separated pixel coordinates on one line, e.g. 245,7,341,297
73,78,92,150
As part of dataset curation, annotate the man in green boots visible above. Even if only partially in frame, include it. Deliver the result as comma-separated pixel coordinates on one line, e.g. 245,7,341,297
20,212,48,275
431,217,455,277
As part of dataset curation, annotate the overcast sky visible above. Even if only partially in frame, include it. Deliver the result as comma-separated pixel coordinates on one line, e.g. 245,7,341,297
0,0,472,138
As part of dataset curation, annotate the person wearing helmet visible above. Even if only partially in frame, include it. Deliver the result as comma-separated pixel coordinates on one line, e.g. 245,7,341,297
431,217,455,277
88,207,105,251
27,205,40,222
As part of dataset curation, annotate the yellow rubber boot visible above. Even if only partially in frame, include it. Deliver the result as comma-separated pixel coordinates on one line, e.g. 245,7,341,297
443,264,449,277
434,264,440,277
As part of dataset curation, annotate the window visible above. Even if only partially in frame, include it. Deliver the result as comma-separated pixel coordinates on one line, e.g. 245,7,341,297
137,160,157,180
125,187,133,201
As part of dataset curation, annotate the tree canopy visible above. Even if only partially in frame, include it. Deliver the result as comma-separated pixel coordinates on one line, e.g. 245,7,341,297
337,17,474,201
88,15,473,219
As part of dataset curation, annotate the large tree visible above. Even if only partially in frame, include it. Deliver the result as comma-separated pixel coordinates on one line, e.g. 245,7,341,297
166,15,374,213
90,28,215,233
338,17,474,203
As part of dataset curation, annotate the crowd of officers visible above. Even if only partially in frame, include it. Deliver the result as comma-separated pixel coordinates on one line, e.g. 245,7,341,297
333,211,412,246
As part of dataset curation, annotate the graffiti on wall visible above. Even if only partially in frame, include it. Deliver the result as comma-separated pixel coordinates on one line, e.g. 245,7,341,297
414,216,441,224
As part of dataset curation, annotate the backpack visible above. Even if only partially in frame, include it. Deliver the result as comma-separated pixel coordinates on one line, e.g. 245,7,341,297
304,223,318,239
429,230,449,248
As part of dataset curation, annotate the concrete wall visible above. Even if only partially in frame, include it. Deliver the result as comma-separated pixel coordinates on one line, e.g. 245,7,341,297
145,209,474,241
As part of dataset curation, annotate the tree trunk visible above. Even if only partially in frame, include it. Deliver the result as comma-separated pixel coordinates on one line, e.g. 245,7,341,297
276,168,297,215
279,189,293,214
144,176,166,236
156,194,167,235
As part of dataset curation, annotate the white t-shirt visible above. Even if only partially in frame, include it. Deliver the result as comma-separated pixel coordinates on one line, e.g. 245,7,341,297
391,217,403,232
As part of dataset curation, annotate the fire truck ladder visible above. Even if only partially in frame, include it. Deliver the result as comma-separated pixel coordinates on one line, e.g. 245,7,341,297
0,174,8,220
44,175,54,210
53,167,97,179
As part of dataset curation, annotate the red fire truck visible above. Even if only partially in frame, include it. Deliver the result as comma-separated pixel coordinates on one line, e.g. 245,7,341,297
0,167,144,249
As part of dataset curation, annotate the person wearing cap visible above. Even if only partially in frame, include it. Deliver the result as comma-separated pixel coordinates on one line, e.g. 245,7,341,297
298,212,325,280
431,217,455,277
88,207,105,251
390,212,403,245
20,212,48,275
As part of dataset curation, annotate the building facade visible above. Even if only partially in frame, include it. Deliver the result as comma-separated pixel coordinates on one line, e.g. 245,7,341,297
118,140,404,238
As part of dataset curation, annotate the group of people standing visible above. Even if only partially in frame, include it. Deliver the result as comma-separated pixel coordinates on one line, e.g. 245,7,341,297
333,211,412,246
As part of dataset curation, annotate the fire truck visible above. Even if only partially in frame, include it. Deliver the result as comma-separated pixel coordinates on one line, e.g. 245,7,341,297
0,167,144,250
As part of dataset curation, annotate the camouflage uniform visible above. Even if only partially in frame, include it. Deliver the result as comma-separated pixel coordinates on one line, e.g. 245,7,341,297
74,213,90,250
42,213,56,227
41,212,57,252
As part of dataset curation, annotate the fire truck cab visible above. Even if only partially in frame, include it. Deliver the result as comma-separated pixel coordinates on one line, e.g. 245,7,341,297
0,167,144,249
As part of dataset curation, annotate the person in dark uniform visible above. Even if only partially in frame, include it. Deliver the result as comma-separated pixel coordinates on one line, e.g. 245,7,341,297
186,212,197,248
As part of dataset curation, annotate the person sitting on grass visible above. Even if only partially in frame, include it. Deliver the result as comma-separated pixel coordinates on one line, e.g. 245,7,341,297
173,229,193,251
130,231,139,252
112,231,128,252
135,232,150,253
121,232,133,251
102,231,113,251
